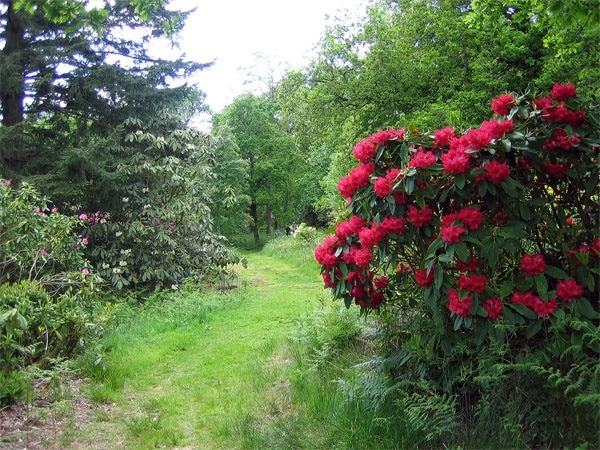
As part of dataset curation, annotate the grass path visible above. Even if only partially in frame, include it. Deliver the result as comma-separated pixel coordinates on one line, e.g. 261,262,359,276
67,248,323,449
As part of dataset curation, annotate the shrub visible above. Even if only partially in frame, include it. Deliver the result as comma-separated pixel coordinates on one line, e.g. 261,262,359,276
0,180,90,285
315,84,599,447
78,115,243,291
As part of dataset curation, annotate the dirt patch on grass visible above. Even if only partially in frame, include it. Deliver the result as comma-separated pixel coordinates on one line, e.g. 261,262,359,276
0,376,101,449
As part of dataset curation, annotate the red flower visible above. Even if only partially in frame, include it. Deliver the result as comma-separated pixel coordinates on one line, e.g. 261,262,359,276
491,94,515,116
407,205,434,227
374,176,392,198
544,162,569,179
358,223,386,248
484,160,511,184
533,297,557,317
456,257,480,272
556,278,584,303
335,215,366,239
483,298,503,320
441,225,466,244
374,276,389,290
458,207,483,231
414,268,435,287
322,272,336,288
551,83,577,102
448,289,472,317
442,150,470,175
369,128,405,146
353,140,377,162
393,191,409,204
511,291,538,309
380,216,406,235
458,274,487,293
520,253,546,276
409,150,437,169
434,126,456,147
314,236,342,268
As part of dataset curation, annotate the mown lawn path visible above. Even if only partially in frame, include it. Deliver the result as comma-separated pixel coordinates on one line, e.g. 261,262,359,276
68,249,322,449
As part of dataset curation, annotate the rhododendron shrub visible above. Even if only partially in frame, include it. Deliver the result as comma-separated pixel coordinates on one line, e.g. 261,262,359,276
316,84,599,343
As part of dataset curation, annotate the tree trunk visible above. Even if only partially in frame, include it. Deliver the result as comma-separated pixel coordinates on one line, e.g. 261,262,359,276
250,201,260,244
0,1,26,175
1,1,25,127
265,207,272,237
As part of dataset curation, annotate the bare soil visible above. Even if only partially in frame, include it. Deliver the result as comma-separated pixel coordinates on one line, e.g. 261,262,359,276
0,376,99,450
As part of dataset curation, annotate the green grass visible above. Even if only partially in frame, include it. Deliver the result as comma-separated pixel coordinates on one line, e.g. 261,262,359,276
68,236,327,449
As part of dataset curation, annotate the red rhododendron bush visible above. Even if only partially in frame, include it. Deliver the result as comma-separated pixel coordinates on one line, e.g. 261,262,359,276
316,84,599,444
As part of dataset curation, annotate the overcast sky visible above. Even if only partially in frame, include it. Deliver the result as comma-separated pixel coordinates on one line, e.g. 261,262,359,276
163,0,367,114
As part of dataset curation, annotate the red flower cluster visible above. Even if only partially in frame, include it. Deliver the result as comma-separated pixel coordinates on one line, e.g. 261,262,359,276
484,160,511,184
407,204,434,227
408,149,437,169
482,298,503,320
448,289,472,317
338,162,375,198
520,253,546,276
318,83,597,330
374,168,402,198
458,274,487,293
414,267,435,287
491,94,516,116
511,291,557,317
556,278,583,303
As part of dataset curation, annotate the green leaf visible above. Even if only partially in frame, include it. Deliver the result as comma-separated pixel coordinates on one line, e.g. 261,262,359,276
500,178,519,198
525,319,543,338
576,298,599,319
534,275,548,299
487,241,500,268
455,174,466,190
544,265,569,280
510,303,537,319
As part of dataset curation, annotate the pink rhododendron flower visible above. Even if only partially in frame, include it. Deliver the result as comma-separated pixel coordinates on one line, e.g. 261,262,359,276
2,179,11,186
81,268,90,275
556,279,584,303
483,298,503,320
448,289,472,317
322,272,336,288
407,205,434,227
520,253,546,276
314,236,342,268
551,83,577,102
39,248,47,255
484,160,511,184
491,94,515,116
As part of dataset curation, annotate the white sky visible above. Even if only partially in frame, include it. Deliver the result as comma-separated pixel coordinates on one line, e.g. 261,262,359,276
165,0,367,114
